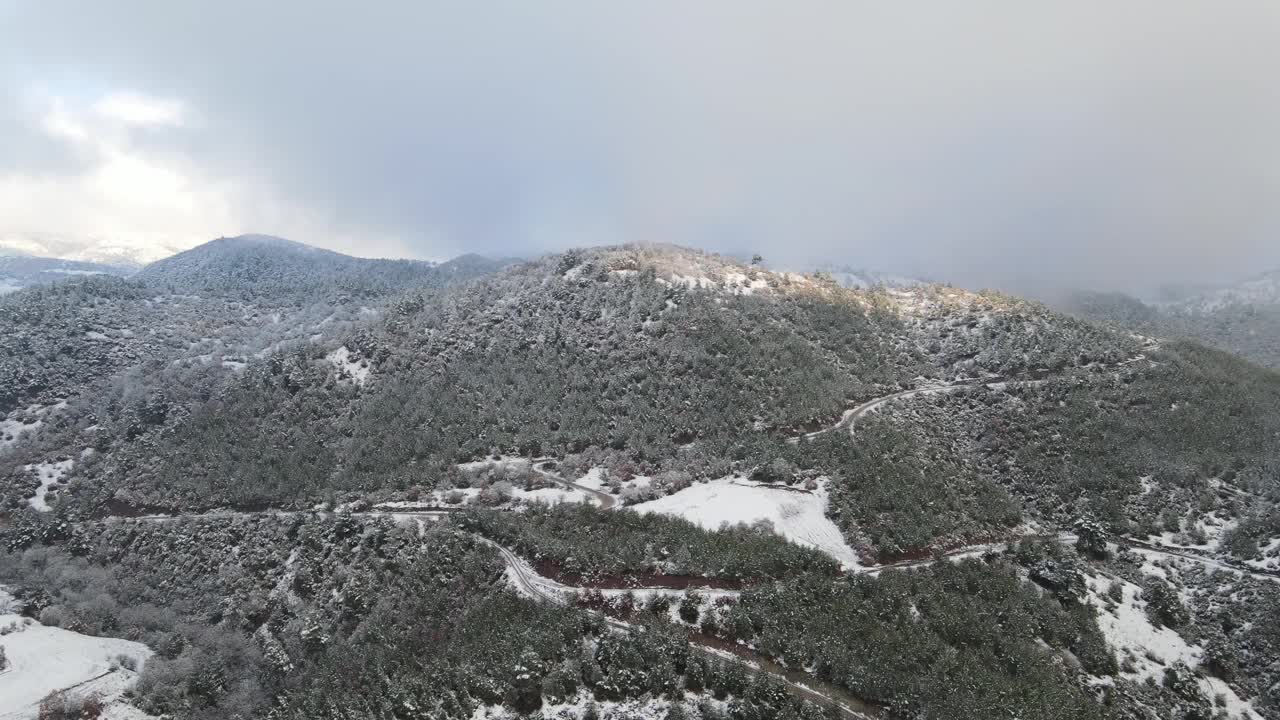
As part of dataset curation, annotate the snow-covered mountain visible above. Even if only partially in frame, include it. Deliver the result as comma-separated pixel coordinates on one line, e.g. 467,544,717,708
0,253,135,294
135,234,454,293
3,242,1279,720
1160,269,1280,314
1067,267,1280,368
0,234,193,268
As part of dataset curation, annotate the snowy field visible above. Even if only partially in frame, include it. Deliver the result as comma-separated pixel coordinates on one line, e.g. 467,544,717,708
1083,575,1260,720
631,477,863,570
326,346,370,385
0,590,153,720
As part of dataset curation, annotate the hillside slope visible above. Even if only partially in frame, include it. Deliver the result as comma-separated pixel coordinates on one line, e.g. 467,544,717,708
41,245,1134,518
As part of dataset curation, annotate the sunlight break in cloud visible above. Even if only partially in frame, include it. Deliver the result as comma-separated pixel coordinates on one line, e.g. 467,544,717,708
93,92,185,127
0,88,415,263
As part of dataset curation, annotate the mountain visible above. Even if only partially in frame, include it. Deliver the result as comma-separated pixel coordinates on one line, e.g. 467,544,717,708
0,254,135,294
1,243,1278,720
135,234,475,294
64,244,1139,514
0,234,509,425
1167,269,1280,311
1066,269,1280,368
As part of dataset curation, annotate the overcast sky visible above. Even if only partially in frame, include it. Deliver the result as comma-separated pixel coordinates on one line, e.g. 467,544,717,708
2,2,1279,293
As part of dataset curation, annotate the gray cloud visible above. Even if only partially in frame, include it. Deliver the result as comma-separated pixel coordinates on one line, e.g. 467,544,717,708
2,1,1279,293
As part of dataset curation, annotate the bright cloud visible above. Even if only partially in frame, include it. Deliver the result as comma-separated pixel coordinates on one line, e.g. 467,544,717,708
2,3,1280,288
93,92,185,127
0,89,413,263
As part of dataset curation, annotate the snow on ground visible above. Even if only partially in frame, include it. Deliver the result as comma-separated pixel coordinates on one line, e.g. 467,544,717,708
570,468,607,492
456,456,532,473
1150,511,1238,552
722,272,770,295
326,346,370,385
1245,537,1280,571
376,482,587,510
1083,575,1261,720
470,689,726,720
24,459,73,511
631,476,863,570
512,485,588,505
0,417,38,453
0,589,154,720
1,401,67,453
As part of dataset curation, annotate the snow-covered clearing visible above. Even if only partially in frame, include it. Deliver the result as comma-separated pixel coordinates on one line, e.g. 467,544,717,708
512,485,587,504
0,418,38,453
326,346,369,385
24,459,73,511
1083,575,1260,719
0,590,154,720
632,477,863,570
456,456,531,473
568,468,607,492
1,402,66,453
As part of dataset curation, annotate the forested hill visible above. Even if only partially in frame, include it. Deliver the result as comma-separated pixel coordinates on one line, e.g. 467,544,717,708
135,234,513,294
5,242,1280,720
12,243,1140,517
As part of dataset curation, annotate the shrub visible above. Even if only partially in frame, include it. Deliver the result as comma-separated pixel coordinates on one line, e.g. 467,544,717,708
38,605,64,628
1143,582,1189,628
38,692,103,720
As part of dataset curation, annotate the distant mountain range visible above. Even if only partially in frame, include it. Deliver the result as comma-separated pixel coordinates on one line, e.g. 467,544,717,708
0,233,513,296
1065,268,1280,368
0,234,192,268
0,253,135,294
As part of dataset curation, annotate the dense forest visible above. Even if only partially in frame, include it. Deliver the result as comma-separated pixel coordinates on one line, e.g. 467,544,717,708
5,245,1139,518
461,503,840,583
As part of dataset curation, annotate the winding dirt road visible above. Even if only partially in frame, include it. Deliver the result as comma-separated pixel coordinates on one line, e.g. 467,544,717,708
484,536,881,719
88,347,1237,718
